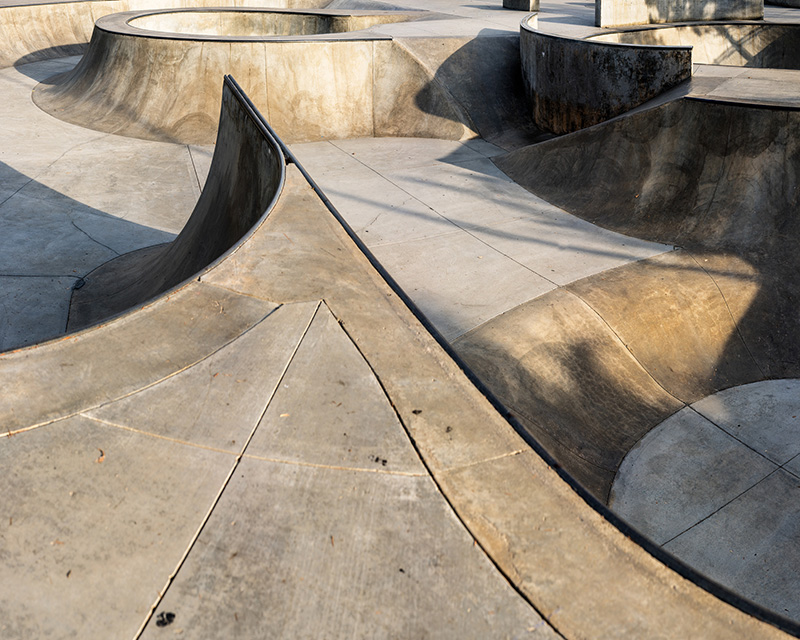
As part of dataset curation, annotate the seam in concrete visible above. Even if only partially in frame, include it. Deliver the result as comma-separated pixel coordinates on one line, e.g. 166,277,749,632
69,218,120,256
77,414,240,457
195,278,283,304
0,129,110,210
186,144,204,194
327,140,563,286
568,287,686,406
686,249,767,379
326,300,567,640
439,448,528,474
689,404,780,468
779,454,800,481
2,415,73,439
661,466,780,547
132,300,321,640
242,453,428,477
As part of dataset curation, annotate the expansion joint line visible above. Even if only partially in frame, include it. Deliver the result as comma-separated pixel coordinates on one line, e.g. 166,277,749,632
327,139,559,286
685,250,766,379
329,306,568,640
132,300,322,640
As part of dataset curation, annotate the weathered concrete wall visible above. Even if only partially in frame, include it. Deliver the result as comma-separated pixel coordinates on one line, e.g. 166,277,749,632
595,0,763,27
33,12,476,144
520,19,690,133
590,22,800,67
0,0,329,68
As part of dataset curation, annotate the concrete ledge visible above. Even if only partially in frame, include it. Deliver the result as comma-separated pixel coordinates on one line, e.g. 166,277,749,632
588,21,800,66
503,0,538,10
596,0,763,27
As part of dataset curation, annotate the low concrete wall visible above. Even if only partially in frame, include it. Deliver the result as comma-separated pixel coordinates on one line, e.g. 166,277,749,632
520,17,690,133
0,0,329,68
596,0,763,27
589,22,800,67
33,10,475,144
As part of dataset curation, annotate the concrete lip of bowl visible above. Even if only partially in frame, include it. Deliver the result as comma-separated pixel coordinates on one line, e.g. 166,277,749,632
102,7,427,42
585,20,800,67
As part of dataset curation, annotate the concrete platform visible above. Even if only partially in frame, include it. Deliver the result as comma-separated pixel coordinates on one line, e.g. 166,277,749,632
3,0,800,637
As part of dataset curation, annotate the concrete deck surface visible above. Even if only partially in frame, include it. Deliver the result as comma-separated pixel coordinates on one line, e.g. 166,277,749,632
2,0,800,637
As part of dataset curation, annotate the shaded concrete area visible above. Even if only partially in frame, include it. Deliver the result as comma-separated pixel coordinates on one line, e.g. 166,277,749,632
613,380,800,622
0,56,196,351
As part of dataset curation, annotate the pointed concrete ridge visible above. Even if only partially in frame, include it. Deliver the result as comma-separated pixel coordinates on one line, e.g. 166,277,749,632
2,0,800,637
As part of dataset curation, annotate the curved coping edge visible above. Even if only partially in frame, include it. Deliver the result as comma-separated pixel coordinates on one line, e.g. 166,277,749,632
18,74,288,355
521,13,692,52
95,7,425,43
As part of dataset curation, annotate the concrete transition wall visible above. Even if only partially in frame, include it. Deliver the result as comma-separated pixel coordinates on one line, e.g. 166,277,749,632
589,22,800,67
596,0,763,27
31,11,477,144
486,98,800,497
0,0,330,68
68,75,285,329
520,18,690,133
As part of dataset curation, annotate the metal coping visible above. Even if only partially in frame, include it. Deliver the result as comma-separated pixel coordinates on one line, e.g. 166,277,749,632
59,74,287,341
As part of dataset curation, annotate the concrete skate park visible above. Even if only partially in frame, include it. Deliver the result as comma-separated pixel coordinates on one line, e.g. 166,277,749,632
3,0,800,635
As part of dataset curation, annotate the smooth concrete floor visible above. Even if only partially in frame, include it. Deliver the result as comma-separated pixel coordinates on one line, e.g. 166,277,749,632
612,379,800,623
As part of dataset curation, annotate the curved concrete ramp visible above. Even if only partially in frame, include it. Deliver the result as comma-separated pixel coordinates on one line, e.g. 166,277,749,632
2,73,793,637
462,97,800,499
496,98,800,255
31,12,477,145
68,76,285,331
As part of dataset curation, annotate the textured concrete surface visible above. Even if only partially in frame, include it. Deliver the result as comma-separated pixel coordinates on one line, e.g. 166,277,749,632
4,0,800,636
589,22,800,67
613,380,800,623
521,20,691,133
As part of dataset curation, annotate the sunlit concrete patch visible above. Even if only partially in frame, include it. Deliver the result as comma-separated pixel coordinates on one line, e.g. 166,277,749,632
85,301,319,452
291,136,671,341
141,457,556,639
246,303,426,474
371,230,555,340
